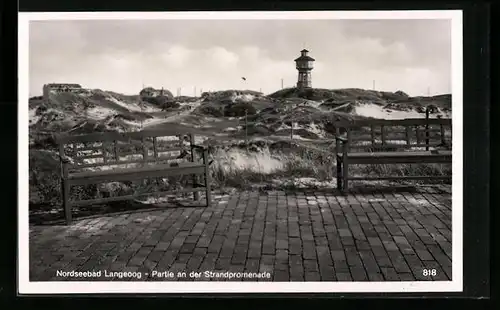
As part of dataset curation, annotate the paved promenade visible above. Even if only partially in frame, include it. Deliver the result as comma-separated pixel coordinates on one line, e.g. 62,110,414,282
29,185,452,282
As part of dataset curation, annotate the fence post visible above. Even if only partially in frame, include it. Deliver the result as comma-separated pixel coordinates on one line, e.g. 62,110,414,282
244,109,248,151
425,106,430,151
438,115,446,145
140,99,144,130
190,134,200,201
290,119,294,141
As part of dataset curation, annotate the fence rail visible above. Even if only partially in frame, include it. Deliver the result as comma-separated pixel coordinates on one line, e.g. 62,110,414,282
235,106,449,150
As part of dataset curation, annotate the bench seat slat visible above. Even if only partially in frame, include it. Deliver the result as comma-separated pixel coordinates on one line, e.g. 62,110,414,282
70,153,186,169
347,175,451,181
70,187,208,207
348,143,446,149
346,150,452,157
337,150,451,164
56,130,185,144
76,154,104,160
68,162,205,185
335,118,451,128
76,146,105,152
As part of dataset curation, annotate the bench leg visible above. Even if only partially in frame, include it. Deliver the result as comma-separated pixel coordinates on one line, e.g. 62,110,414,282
205,171,212,207
193,174,200,201
202,149,212,207
343,162,349,192
336,156,343,191
189,134,200,202
61,179,72,225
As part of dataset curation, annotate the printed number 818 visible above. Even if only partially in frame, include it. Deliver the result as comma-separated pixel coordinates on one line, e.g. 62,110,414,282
422,269,437,276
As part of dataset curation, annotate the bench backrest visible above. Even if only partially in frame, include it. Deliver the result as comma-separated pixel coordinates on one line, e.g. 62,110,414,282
335,118,452,152
56,130,198,172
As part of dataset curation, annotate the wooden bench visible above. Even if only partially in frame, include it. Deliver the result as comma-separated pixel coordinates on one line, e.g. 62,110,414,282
334,117,452,191
56,130,212,224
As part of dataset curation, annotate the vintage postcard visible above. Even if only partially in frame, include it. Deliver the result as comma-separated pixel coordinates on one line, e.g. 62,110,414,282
18,10,463,294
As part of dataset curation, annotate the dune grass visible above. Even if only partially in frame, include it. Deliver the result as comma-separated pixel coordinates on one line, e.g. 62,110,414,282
209,145,451,190
209,146,336,189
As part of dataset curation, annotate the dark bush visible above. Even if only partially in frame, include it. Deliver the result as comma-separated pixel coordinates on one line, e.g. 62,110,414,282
139,87,173,99
261,115,281,124
426,104,439,114
380,91,409,102
260,107,280,115
114,113,136,121
163,101,181,109
29,150,62,206
224,103,257,117
35,105,48,115
197,105,224,117
244,124,272,136
394,90,409,98
142,95,172,107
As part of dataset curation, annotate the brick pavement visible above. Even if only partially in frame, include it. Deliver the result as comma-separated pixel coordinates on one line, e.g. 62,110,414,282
29,185,453,282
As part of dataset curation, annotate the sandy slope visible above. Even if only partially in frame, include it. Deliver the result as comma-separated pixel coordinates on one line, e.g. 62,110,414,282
30,87,451,133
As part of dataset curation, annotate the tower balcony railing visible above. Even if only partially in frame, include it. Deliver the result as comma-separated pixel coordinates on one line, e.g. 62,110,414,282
296,61,314,69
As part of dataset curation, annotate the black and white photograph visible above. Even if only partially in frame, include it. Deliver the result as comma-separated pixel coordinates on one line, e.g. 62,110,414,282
19,10,463,293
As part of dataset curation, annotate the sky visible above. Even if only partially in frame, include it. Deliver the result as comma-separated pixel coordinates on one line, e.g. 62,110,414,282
28,18,452,97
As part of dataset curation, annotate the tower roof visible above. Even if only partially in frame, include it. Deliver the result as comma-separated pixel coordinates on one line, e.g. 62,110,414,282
294,55,315,61
301,49,309,52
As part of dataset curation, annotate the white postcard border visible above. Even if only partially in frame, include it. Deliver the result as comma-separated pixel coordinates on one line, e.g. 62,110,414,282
18,10,463,294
